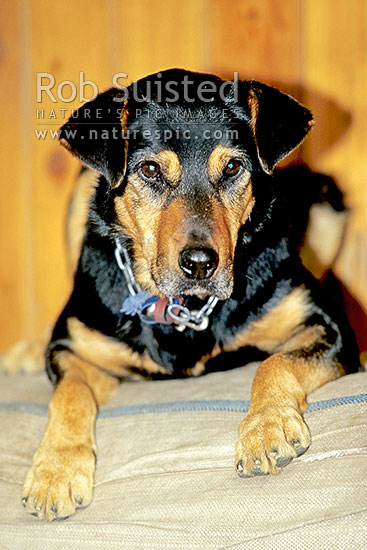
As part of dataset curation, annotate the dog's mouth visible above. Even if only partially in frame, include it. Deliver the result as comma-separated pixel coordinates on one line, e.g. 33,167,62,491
153,265,234,302
163,281,232,301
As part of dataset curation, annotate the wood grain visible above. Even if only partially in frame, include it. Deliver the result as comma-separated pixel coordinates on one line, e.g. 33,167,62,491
208,0,302,83
111,0,205,83
0,0,28,346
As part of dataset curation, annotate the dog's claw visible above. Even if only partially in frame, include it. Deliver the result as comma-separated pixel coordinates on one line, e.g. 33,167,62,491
276,455,293,468
236,460,249,478
291,440,308,457
251,466,266,476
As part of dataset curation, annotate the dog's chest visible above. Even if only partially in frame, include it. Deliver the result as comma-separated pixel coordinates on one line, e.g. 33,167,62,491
139,323,217,377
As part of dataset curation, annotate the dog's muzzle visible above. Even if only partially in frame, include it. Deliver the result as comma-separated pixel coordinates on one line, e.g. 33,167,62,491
115,239,219,331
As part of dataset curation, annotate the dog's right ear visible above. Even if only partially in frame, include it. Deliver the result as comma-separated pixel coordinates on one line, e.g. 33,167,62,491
59,88,128,189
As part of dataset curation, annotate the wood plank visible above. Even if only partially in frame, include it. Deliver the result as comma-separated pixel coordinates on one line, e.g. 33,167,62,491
28,0,206,337
0,0,27,350
111,0,205,83
2,0,206,344
208,0,302,84
29,0,115,336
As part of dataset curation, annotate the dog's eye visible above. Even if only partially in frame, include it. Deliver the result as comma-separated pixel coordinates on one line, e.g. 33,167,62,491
223,159,243,178
140,162,161,180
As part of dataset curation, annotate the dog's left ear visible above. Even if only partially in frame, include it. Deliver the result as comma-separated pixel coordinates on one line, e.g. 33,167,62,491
243,82,313,174
59,88,128,188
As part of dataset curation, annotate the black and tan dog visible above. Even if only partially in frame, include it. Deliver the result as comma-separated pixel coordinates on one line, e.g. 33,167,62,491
22,69,359,521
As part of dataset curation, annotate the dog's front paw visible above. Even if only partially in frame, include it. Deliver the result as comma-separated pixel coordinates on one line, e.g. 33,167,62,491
235,405,310,478
22,443,96,521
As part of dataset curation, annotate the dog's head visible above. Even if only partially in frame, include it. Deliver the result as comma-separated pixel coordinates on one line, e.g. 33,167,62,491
59,69,313,300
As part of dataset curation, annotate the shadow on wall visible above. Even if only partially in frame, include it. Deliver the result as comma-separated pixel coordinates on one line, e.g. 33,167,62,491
274,81,353,159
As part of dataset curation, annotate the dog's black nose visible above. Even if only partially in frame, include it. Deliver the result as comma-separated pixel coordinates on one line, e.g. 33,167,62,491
179,247,219,280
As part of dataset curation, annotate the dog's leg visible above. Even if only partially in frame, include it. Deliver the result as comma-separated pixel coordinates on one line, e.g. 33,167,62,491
22,351,119,521
235,324,342,477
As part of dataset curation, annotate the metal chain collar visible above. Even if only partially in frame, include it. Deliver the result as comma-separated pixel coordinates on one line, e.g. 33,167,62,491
115,239,218,331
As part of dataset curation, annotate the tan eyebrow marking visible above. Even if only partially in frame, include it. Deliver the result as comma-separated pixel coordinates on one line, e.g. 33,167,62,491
147,149,182,186
208,144,248,182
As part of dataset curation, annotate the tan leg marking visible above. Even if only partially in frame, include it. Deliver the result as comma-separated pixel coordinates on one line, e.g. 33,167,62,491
235,352,340,477
22,353,118,521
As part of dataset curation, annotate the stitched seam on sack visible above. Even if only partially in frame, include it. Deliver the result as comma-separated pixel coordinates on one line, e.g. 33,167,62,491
0,394,366,418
